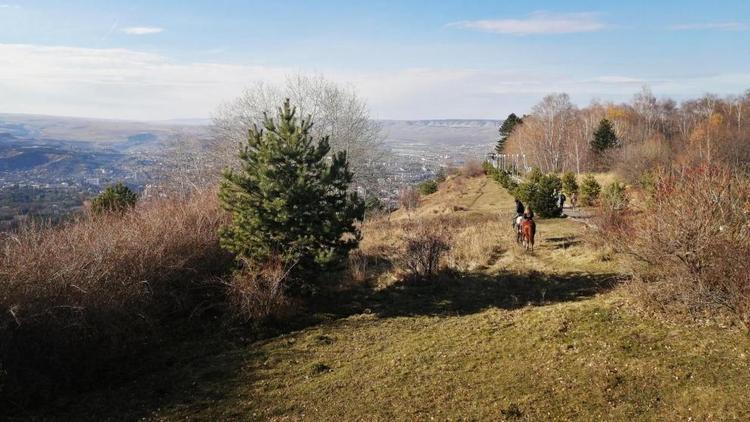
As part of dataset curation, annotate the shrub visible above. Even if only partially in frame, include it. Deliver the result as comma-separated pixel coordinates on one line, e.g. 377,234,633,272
513,169,562,218
486,164,518,192
364,196,386,217
399,186,420,211
496,171,519,191
614,136,673,187
594,181,630,235
0,189,229,402
346,249,368,283
526,167,544,185
90,182,137,214
219,100,364,283
401,219,452,278
418,179,439,195
602,166,750,329
434,168,447,183
601,181,628,212
225,256,295,321
461,160,485,178
579,174,601,206
562,171,579,196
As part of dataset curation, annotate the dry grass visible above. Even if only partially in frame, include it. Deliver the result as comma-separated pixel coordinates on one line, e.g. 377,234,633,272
446,216,506,271
0,189,231,401
22,174,750,421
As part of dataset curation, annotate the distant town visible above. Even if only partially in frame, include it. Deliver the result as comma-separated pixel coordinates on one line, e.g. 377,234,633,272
0,115,497,229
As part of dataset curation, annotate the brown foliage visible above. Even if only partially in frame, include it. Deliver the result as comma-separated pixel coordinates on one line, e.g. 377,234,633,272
602,166,750,328
346,249,369,284
225,257,296,321
398,186,420,211
400,219,453,278
0,189,231,398
461,160,486,178
614,135,673,185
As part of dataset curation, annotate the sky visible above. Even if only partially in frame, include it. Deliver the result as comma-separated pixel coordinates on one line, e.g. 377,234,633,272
1,0,749,121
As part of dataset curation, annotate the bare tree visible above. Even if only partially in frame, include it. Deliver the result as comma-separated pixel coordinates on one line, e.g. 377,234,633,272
212,74,387,190
632,85,659,142
569,102,605,174
520,93,576,172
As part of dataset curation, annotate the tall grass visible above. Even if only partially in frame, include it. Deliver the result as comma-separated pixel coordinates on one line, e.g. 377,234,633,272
0,189,230,401
356,213,506,282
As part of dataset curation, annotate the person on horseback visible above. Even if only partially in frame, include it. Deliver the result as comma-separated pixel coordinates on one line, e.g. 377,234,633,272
523,206,534,220
513,198,525,228
520,206,536,251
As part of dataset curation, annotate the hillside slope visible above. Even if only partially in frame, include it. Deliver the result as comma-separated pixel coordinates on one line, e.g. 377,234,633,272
51,175,750,421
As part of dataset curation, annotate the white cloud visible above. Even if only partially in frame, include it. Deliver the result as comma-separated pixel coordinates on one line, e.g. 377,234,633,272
1,43,750,121
0,4,20,8
448,12,607,35
121,26,165,35
669,22,748,31
590,75,647,84
0,43,289,120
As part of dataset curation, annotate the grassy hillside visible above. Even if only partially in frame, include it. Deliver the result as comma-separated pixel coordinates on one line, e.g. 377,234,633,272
40,174,750,421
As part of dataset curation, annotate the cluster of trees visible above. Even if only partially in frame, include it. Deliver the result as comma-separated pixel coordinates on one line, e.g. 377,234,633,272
91,92,371,299
488,165,601,218
497,87,750,178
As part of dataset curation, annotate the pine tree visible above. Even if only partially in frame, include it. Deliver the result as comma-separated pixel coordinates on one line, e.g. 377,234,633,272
591,118,618,153
496,113,523,154
562,171,579,196
218,99,364,280
580,174,601,206
90,182,137,214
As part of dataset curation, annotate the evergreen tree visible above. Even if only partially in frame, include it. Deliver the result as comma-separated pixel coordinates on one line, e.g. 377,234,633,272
90,182,137,214
364,196,386,218
513,168,563,218
580,174,602,206
218,99,364,279
418,179,439,195
591,118,618,153
561,171,579,196
496,113,523,154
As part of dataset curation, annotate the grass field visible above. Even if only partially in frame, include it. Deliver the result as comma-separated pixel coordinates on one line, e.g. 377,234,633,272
35,175,750,421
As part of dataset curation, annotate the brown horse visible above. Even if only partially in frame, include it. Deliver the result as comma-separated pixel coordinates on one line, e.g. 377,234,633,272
521,218,536,252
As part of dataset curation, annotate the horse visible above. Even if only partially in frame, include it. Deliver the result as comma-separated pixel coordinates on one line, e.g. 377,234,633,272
520,218,536,252
514,215,524,244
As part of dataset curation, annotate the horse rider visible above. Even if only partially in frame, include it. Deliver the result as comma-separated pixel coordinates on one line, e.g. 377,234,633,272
513,198,525,228
558,191,566,210
523,206,534,221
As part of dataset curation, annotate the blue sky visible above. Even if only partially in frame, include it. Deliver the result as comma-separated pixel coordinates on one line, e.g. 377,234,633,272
1,0,749,120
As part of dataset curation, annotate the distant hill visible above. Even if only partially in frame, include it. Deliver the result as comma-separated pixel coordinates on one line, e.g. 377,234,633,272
379,119,499,146
0,113,206,145
0,113,500,148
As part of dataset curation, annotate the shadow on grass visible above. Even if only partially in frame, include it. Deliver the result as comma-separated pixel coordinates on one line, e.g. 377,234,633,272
544,235,583,250
367,269,620,318
15,262,619,421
